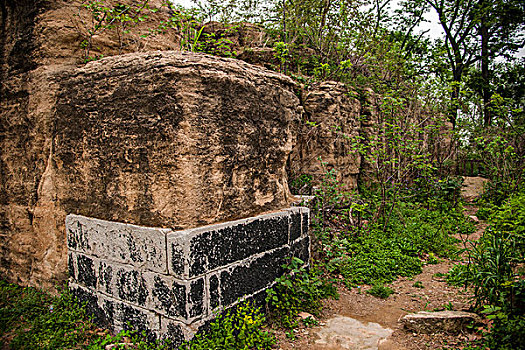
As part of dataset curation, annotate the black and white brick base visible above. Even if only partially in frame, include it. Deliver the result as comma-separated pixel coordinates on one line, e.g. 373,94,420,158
67,207,310,345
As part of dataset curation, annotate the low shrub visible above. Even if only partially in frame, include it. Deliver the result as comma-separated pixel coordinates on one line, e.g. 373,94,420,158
0,280,93,350
367,284,394,299
265,258,337,328
181,301,275,350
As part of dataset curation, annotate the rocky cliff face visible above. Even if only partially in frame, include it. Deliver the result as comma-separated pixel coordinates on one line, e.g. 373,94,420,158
0,0,301,289
289,81,362,191
0,50,301,289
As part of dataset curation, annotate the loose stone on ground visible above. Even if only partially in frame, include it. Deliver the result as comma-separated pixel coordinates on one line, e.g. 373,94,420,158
400,311,480,334
315,316,393,350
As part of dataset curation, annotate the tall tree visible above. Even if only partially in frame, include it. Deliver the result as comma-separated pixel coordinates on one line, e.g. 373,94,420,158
399,0,524,127
475,0,525,126
426,0,479,127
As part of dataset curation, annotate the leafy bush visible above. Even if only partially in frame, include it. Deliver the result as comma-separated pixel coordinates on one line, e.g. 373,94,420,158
265,258,337,328
86,328,171,350
181,301,275,350
448,191,525,349
366,284,394,299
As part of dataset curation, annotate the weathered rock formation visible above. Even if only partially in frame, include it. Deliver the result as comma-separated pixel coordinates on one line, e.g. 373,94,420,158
289,81,362,191
1,0,301,289
1,49,301,289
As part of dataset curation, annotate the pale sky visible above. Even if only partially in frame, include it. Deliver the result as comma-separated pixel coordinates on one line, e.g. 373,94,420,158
171,0,524,57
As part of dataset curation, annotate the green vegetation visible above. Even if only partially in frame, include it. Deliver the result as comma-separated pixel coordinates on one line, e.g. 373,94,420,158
448,191,525,349
412,281,424,289
0,280,275,349
367,284,394,299
0,281,93,349
180,301,275,350
265,258,337,328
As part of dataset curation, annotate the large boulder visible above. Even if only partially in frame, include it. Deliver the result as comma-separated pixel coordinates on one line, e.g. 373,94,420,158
289,81,361,191
0,50,301,289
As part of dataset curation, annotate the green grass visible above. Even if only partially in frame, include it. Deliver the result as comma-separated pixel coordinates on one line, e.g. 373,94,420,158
0,280,275,350
366,284,394,299
318,202,471,287
0,280,94,349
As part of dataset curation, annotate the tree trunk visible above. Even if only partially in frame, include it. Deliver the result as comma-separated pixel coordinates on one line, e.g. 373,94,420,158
481,16,491,127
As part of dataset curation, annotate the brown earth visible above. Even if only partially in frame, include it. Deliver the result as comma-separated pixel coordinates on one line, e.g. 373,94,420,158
461,177,489,202
273,206,486,350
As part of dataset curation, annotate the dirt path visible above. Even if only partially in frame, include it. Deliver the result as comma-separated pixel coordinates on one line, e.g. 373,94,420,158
274,203,486,350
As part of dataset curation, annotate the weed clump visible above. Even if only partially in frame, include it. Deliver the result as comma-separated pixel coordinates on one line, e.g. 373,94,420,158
367,284,394,299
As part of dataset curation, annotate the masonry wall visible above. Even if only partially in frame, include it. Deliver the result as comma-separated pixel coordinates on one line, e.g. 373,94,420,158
67,207,310,344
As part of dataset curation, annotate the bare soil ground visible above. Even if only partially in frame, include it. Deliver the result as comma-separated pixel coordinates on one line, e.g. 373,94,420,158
273,204,486,350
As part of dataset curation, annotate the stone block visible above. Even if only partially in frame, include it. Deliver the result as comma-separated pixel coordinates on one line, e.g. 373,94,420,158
158,317,203,347
219,246,288,306
69,282,114,330
97,260,114,295
68,206,311,341
301,207,310,237
144,273,188,320
67,252,75,279
208,274,220,311
158,319,186,347
189,279,205,318
112,299,160,343
114,265,149,308
168,233,187,277
401,311,481,334
288,207,302,242
66,214,168,273
186,211,289,277
290,235,310,263
69,252,98,289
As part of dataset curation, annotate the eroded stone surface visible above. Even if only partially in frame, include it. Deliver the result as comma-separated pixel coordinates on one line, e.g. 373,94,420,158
289,81,361,190
1,48,301,289
315,316,393,350
400,311,480,334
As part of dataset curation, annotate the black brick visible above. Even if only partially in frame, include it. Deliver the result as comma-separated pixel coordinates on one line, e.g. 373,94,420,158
289,211,301,242
220,247,288,306
68,253,75,278
98,262,113,295
189,215,288,277
162,321,185,347
116,269,148,306
67,219,89,252
209,274,220,310
76,254,96,288
170,242,185,276
117,303,157,343
189,279,204,318
152,276,187,319
290,236,310,263
301,210,309,237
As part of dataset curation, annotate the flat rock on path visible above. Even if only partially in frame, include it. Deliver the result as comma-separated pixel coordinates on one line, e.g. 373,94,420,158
315,316,393,350
400,311,480,334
